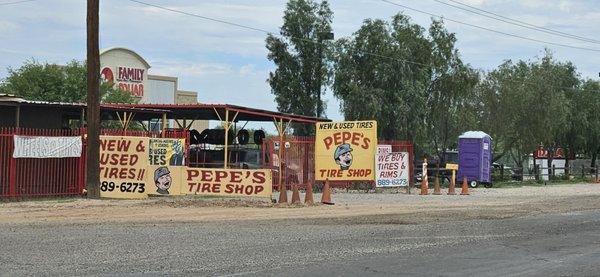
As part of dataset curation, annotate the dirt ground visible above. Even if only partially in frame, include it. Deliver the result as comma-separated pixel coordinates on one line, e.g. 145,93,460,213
2,183,600,225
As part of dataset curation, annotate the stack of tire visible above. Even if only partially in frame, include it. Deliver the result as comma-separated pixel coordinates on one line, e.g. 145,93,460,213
189,129,265,145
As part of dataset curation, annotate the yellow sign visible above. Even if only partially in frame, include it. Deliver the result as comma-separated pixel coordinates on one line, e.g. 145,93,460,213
182,168,272,198
146,165,184,196
314,120,377,181
148,138,185,166
99,136,149,199
446,163,459,171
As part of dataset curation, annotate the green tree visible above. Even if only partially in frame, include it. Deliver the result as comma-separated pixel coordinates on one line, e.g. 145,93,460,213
333,14,431,142
0,59,136,104
266,0,333,135
425,20,479,165
478,51,578,178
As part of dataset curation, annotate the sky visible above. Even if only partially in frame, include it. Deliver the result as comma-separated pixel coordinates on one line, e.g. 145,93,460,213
1,0,599,126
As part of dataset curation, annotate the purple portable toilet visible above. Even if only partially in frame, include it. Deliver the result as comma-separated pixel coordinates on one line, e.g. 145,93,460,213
457,131,492,188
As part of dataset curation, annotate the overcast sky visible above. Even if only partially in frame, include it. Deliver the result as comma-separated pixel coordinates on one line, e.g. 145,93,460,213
1,0,599,123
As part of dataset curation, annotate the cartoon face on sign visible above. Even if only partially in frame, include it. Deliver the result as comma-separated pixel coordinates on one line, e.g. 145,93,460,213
154,166,172,194
334,143,353,170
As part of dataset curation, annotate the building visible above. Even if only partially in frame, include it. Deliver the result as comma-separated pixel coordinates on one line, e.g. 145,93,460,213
99,47,208,131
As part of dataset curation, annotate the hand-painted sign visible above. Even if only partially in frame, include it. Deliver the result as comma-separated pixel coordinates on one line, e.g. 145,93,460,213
99,136,148,199
375,152,409,187
147,165,183,196
13,136,82,158
148,138,185,166
183,168,272,198
315,121,377,181
377,145,392,156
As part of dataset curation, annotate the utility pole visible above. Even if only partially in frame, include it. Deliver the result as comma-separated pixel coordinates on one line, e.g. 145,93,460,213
86,0,100,198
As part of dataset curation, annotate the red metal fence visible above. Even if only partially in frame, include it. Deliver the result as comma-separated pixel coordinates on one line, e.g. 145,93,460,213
263,137,414,190
0,127,86,198
0,127,189,198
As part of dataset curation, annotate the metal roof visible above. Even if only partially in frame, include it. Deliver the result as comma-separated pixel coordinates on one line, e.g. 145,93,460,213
107,103,331,123
0,95,168,121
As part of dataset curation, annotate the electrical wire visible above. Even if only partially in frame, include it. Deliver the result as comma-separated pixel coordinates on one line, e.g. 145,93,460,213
380,0,600,53
442,0,600,45
0,0,37,6
128,0,429,68
126,0,599,93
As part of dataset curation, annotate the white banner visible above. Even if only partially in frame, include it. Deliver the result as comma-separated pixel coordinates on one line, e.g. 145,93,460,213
13,136,82,158
375,152,409,187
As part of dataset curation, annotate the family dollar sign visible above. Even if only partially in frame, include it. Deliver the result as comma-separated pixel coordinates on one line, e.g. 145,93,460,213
314,120,377,181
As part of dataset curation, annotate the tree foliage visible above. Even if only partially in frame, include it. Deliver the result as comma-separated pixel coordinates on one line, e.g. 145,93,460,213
0,59,136,104
266,0,333,135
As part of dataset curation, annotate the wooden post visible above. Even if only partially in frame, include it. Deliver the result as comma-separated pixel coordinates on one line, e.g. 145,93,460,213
500,163,504,180
85,0,100,198
595,165,599,182
223,109,229,168
161,113,167,137
14,105,20,128
581,164,585,179
552,164,556,180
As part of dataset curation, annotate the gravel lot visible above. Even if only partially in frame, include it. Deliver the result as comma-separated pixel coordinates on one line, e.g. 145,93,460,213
1,183,600,225
2,183,600,276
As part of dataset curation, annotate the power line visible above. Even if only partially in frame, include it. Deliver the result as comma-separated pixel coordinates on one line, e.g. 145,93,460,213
126,0,599,93
380,0,600,53
442,0,600,45
127,0,430,68
0,0,37,6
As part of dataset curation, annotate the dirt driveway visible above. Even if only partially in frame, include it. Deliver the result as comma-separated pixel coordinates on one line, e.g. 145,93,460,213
2,183,600,225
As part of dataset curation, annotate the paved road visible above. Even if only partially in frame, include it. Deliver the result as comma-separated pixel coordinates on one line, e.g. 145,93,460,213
2,209,600,276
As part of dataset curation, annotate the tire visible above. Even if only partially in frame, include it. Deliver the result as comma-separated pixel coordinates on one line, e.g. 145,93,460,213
189,129,201,145
198,129,210,143
237,129,250,145
469,180,478,188
254,130,265,145
484,183,493,188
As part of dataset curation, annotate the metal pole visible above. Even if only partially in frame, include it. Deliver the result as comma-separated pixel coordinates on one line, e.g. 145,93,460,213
85,0,100,198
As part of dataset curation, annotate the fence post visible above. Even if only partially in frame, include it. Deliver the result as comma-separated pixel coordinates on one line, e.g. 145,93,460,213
595,165,598,182
500,164,504,180
551,164,556,181
581,164,585,179
8,129,17,196
534,164,539,181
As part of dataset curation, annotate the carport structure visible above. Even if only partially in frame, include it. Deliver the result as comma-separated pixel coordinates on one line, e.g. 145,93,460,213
106,103,331,194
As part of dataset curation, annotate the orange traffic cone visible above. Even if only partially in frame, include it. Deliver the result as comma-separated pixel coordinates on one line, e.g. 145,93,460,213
291,185,301,204
278,184,288,204
433,176,442,195
305,183,314,205
321,180,334,205
420,174,429,195
460,177,470,195
447,176,456,195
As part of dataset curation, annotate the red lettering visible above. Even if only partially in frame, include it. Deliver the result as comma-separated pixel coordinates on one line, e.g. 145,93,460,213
234,184,244,194
230,171,242,183
324,137,334,150
225,184,234,193
201,170,212,182
252,171,266,183
215,171,228,182
186,170,199,181
201,183,211,193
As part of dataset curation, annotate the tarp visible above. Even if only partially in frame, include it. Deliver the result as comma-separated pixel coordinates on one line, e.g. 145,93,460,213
13,136,82,158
